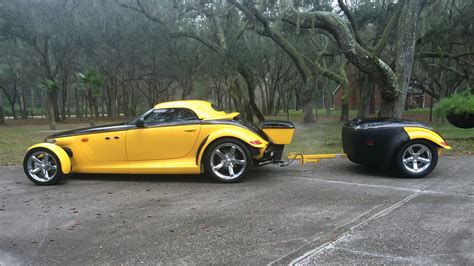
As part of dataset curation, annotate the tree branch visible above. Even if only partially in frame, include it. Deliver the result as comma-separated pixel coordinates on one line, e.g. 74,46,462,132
373,1,404,55
416,51,474,59
228,0,312,83
169,32,227,59
115,0,168,29
282,10,399,100
337,0,367,50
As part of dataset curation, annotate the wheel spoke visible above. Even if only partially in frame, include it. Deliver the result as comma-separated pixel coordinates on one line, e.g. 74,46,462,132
50,165,57,170
228,165,235,177
229,146,236,155
213,162,224,171
418,146,428,155
407,147,415,156
215,149,226,159
403,157,414,163
418,157,430,164
40,168,47,178
32,157,42,164
31,168,41,174
233,159,245,165
413,161,419,171
42,153,50,163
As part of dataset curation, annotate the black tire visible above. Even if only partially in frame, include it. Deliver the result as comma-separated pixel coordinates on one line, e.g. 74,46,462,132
23,148,64,185
395,140,438,178
203,138,252,183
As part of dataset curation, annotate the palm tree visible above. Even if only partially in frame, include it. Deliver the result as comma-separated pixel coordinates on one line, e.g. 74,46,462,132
77,68,104,126
42,79,60,130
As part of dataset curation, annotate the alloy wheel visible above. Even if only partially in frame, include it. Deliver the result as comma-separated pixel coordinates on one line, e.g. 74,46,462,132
210,143,247,180
26,151,58,182
402,143,432,173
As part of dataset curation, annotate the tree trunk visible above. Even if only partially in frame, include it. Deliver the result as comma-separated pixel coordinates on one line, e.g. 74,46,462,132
51,90,61,122
340,100,349,121
0,92,4,124
238,67,266,122
47,91,57,130
94,97,100,119
61,78,68,120
302,86,315,123
380,0,423,118
357,76,374,119
10,101,16,120
325,89,332,118
339,83,350,121
19,89,28,119
88,88,96,126
75,87,81,119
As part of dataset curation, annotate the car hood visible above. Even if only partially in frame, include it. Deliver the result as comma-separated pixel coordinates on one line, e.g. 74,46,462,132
47,123,134,139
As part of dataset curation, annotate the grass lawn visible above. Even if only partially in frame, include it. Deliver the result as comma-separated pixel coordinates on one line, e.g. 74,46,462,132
0,122,99,166
0,110,473,166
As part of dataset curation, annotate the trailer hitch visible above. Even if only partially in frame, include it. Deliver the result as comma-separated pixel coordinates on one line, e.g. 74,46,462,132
274,153,347,167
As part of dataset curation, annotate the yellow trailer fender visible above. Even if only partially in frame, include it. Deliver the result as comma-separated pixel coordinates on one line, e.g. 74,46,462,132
27,143,72,174
197,126,268,166
403,127,451,150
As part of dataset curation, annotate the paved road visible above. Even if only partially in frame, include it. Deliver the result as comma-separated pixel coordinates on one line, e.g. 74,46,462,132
1,156,473,265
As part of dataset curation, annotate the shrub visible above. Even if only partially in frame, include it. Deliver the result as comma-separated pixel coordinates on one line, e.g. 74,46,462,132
434,93,474,118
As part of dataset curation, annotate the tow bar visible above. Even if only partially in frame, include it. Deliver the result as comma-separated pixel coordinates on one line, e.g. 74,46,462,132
274,153,347,167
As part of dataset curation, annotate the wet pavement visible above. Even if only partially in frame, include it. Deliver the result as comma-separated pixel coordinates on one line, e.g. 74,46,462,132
0,156,473,264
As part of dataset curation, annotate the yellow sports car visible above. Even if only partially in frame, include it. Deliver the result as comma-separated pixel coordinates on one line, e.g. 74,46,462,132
23,100,295,185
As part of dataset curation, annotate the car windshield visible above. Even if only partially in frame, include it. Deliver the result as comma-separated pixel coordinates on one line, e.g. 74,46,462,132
128,109,151,125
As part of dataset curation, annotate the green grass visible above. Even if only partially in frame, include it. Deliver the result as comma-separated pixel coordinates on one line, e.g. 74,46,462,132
284,122,346,155
0,122,99,166
0,111,473,166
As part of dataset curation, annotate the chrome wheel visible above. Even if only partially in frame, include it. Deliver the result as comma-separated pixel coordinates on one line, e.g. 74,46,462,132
210,143,247,180
26,151,58,182
402,143,432,173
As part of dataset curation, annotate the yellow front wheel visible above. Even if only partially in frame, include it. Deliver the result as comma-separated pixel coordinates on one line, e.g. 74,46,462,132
23,148,64,185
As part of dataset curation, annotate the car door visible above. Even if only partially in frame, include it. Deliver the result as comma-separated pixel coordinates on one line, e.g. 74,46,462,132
125,108,201,161
80,130,128,162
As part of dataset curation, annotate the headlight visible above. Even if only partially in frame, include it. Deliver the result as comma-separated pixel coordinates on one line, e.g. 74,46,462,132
45,138,56,144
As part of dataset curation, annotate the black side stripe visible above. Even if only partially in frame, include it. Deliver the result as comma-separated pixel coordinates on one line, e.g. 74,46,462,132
195,135,209,165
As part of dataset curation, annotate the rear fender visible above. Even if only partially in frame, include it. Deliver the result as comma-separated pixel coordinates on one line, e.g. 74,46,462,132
196,127,268,166
403,127,451,150
27,143,72,174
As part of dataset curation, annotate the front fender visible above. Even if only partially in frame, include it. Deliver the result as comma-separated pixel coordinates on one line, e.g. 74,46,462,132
27,143,72,174
197,126,268,166
404,127,451,149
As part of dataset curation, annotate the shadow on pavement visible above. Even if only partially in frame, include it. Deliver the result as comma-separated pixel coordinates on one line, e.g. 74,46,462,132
66,167,276,184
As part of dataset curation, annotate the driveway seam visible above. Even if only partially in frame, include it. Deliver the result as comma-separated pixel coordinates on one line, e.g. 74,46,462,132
270,165,458,265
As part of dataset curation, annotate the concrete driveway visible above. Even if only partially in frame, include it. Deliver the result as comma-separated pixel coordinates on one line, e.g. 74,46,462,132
1,156,473,265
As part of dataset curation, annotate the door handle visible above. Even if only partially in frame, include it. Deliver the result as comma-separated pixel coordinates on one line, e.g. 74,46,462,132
105,137,110,140
114,136,120,139
184,129,196,132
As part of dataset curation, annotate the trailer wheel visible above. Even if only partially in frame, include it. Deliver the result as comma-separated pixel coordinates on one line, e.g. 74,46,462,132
395,140,438,178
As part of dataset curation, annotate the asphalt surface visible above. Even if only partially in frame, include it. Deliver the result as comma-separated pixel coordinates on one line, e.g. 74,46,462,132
0,156,473,265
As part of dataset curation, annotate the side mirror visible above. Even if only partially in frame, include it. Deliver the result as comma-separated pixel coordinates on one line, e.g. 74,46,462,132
136,117,145,128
